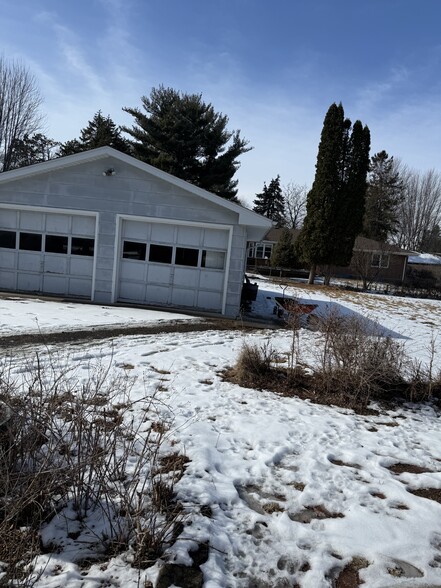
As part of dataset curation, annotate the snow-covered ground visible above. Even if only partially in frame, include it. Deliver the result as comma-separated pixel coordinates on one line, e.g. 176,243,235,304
2,281,441,587
0,295,197,335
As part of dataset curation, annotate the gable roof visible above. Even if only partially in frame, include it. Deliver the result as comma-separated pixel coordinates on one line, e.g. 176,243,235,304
0,146,272,230
257,228,411,256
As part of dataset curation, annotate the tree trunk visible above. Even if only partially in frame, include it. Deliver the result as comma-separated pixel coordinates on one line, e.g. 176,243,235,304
308,265,316,284
323,265,332,286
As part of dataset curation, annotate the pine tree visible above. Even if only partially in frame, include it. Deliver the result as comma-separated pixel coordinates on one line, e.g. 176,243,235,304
253,175,285,226
296,103,370,283
271,229,297,268
122,86,251,200
362,151,403,242
8,133,58,169
59,111,131,156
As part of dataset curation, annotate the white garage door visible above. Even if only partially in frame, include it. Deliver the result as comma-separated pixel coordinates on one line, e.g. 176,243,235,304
0,209,96,298
118,220,229,312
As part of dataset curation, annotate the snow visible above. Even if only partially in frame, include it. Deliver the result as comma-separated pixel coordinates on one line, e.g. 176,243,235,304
2,281,441,587
0,296,197,335
408,253,441,265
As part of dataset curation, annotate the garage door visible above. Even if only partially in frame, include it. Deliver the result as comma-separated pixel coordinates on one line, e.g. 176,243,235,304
118,220,229,312
0,209,96,298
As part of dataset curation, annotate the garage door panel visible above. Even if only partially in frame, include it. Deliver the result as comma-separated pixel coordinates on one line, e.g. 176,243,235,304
173,267,199,287
17,273,41,291
70,257,94,277
19,211,45,231
203,229,229,248
69,278,92,298
197,291,222,310
177,226,202,246
147,265,172,285
122,220,150,241
43,275,67,294
1,210,18,229
171,287,195,307
0,270,16,289
18,253,42,272
45,214,70,233
151,223,174,242
146,285,170,304
120,260,146,281
199,270,224,290
44,256,68,274
0,251,16,269
120,281,145,301
72,216,96,237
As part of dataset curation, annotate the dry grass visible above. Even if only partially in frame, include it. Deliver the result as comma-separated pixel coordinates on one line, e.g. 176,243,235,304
226,311,441,412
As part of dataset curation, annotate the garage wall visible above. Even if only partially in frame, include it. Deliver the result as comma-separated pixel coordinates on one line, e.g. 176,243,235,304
0,156,247,315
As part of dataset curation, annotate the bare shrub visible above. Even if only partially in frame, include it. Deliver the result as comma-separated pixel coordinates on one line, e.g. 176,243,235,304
232,341,277,388
0,350,188,583
314,312,406,407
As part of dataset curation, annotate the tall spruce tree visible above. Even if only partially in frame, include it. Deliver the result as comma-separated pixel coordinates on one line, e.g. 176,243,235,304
362,151,403,242
296,103,370,284
253,175,286,227
122,86,251,200
59,111,131,156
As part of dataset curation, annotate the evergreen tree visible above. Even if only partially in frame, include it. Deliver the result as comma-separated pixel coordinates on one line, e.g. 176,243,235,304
362,151,403,242
122,86,251,200
253,175,286,227
296,103,370,284
59,111,131,156
271,229,297,268
8,133,58,169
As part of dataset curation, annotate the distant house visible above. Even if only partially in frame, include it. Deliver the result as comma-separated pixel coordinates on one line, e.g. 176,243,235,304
247,229,411,286
0,147,271,316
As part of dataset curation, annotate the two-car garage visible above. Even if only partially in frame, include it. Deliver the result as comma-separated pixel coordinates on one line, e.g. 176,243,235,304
0,147,272,316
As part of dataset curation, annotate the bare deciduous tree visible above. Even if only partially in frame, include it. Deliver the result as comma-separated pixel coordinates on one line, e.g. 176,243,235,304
0,57,43,172
283,182,308,228
395,166,441,251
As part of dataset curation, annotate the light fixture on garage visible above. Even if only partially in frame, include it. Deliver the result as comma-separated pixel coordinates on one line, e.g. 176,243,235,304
103,168,116,176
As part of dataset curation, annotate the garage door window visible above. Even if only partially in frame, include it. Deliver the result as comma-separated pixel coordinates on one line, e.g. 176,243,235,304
0,230,16,249
201,250,225,270
123,240,146,260
175,247,199,267
71,237,94,256
149,244,173,264
45,235,68,254
19,232,42,251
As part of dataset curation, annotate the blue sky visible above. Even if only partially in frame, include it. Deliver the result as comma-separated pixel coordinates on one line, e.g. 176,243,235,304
2,0,441,204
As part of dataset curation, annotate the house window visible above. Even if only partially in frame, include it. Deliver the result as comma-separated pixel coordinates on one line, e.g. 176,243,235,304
149,244,173,264
72,237,94,256
251,243,273,259
0,230,16,249
19,232,42,252
247,242,256,258
123,241,146,260
175,247,199,267
371,253,390,268
201,250,226,270
45,235,68,254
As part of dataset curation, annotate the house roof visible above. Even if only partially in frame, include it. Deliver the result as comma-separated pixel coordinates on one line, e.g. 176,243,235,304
259,228,411,257
408,253,441,265
0,146,272,231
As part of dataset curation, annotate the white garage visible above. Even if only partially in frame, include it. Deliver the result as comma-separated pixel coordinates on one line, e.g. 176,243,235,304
0,207,96,298
0,147,271,317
